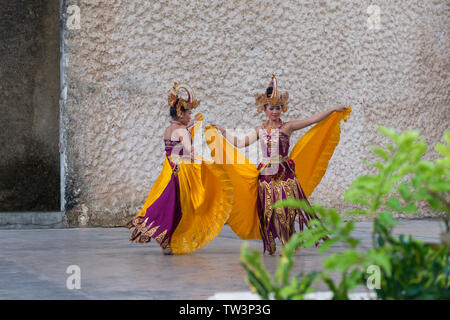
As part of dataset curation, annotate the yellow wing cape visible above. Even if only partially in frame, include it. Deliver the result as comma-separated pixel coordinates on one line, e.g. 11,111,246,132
290,107,351,197
134,113,233,254
204,107,352,240
204,125,262,239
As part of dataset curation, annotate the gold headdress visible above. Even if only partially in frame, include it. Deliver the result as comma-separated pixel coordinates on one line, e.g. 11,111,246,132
255,74,289,113
168,82,200,118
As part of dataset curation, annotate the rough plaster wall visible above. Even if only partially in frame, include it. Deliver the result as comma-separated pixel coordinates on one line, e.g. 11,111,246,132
61,0,449,227
0,0,60,211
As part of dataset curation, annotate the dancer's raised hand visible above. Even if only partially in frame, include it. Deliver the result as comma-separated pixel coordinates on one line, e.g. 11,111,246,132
211,123,225,135
334,105,349,112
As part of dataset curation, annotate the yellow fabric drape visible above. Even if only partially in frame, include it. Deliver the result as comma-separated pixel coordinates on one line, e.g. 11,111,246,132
171,161,233,253
204,108,352,240
136,156,173,218
189,113,203,138
134,113,233,254
289,107,352,197
204,125,262,240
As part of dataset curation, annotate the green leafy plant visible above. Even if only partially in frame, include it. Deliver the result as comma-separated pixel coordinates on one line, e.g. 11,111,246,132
371,233,449,299
240,241,318,300
240,127,449,300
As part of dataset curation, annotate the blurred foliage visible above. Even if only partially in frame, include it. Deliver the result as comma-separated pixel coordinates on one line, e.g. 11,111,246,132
240,128,449,300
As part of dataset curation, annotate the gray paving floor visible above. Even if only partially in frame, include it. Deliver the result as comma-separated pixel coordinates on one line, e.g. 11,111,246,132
0,219,445,300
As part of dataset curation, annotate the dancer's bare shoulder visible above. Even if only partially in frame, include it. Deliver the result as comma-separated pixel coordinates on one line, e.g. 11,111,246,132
164,123,188,141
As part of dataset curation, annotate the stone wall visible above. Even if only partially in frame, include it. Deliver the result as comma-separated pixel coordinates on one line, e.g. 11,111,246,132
0,0,60,211
60,0,449,227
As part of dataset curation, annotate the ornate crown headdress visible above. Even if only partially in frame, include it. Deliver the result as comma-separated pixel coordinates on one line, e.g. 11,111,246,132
168,82,200,118
255,74,289,113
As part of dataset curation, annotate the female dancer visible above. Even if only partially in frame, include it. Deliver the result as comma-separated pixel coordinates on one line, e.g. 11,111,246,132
126,83,232,254
209,75,351,255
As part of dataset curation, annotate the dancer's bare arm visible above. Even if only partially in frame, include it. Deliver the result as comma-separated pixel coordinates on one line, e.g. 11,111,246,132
211,124,259,148
284,106,348,135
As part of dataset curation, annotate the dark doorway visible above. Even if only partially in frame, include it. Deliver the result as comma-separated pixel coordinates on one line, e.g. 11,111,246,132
0,0,60,211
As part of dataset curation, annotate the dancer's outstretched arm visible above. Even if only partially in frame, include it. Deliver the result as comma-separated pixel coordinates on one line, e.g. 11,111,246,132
210,124,259,148
284,106,348,135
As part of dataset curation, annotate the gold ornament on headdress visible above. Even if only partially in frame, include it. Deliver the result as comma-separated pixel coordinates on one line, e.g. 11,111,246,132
255,74,289,113
168,82,200,118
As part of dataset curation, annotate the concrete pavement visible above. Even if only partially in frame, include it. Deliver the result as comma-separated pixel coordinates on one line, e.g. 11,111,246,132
0,219,444,299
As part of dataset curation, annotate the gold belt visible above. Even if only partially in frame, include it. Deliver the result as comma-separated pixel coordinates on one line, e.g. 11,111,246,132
261,155,289,164
167,154,192,163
